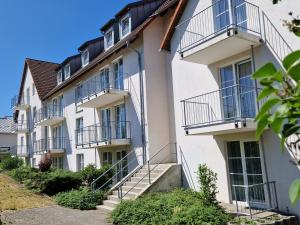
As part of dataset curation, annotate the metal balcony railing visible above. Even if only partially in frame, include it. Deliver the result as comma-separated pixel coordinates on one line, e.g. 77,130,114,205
33,137,67,154
15,120,30,132
176,0,261,53
35,104,64,124
11,95,30,109
0,147,10,155
181,85,262,129
75,121,131,146
10,145,29,157
75,72,128,104
233,181,278,218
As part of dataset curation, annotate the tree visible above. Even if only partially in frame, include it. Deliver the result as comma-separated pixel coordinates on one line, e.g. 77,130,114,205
253,0,300,205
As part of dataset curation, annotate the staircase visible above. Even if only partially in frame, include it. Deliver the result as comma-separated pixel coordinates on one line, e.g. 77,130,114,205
91,143,181,212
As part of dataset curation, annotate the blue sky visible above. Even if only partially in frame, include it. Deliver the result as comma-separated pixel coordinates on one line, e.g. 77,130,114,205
0,0,133,117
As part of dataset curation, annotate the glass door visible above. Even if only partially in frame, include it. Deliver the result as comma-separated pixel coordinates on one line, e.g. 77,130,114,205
116,150,128,181
115,104,126,139
213,0,230,32
100,68,110,91
233,0,247,30
101,109,111,140
114,59,124,90
228,141,265,206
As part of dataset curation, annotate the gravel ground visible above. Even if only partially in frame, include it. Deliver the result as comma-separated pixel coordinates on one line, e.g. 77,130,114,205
1,205,112,225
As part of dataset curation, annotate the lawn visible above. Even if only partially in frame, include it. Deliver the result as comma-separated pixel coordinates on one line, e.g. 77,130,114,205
0,173,54,211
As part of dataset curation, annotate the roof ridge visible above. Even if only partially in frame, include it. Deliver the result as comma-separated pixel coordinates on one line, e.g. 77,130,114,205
25,58,59,65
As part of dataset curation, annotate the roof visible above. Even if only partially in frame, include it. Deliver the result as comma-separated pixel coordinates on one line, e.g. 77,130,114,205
78,37,103,51
44,0,179,100
57,54,81,70
159,0,187,51
100,19,116,32
0,117,15,134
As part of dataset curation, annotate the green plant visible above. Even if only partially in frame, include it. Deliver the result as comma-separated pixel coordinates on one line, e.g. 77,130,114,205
197,164,218,207
0,157,23,171
55,187,104,210
38,156,52,172
80,164,114,188
8,166,39,182
111,189,229,225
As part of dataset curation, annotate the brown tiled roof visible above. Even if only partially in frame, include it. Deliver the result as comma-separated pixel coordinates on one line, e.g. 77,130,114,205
44,0,179,100
19,59,59,100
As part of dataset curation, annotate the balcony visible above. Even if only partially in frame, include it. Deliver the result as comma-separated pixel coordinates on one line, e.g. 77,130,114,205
33,138,67,155
35,105,64,126
15,121,30,133
76,73,129,108
0,147,10,155
176,0,261,64
181,85,263,135
11,145,29,157
75,121,131,148
11,95,30,111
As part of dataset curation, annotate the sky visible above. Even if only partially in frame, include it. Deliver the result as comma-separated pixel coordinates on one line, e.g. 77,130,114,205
0,0,133,117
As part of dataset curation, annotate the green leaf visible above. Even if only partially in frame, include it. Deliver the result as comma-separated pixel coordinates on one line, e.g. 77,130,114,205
252,63,277,79
258,87,276,100
255,98,281,121
289,179,300,205
288,62,300,81
270,117,285,133
283,50,300,70
282,124,300,138
276,103,290,116
256,113,270,139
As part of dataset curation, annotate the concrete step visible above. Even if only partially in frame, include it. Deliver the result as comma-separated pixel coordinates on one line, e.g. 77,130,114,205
102,200,119,208
112,190,137,199
124,181,149,188
96,204,115,212
139,168,164,174
121,186,144,193
130,176,153,183
108,194,132,202
134,172,160,179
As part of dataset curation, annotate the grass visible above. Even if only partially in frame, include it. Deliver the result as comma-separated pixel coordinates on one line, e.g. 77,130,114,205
0,173,54,211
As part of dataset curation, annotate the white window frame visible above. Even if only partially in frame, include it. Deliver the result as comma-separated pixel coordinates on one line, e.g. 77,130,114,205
104,28,114,50
52,156,63,169
32,83,35,96
64,64,71,80
77,154,84,171
81,49,89,67
57,70,63,84
119,14,131,39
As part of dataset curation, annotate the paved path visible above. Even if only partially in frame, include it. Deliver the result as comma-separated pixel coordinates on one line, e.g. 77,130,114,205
1,205,112,225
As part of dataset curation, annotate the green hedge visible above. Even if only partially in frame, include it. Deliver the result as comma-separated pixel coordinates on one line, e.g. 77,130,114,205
55,188,104,210
8,166,39,182
111,189,230,225
80,164,113,187
0,157,23,171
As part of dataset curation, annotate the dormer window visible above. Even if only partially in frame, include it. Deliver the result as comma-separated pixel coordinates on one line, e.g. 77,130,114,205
64,64,71,79
120,14,131,38
57,70,63,84
105,28,114,50
81,49,89,67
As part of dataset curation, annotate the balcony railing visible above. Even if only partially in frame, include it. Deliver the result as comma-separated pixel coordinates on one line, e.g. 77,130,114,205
0,147,10,155
35,104,64,125
181,85,262,130
75,121,131,146
11,95,30,110
11,145,29,157
15,120,30,132
75,72,128,104
232,181,278,218
33,137,67,154
176,0,261,53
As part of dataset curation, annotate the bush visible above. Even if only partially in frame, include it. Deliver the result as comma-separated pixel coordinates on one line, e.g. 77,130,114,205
111,189,229,225
0,157,23,171
8,166,39,182
55,187,104,210
80,164,114,187
197,164,219,207
38,156,52,172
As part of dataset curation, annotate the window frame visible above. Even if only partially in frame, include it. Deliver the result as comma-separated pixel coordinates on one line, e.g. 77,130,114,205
104,28,114,50
32,83,35,96
81,49,89,67
64,64,71,80
57,70,63,84
77,154,84,171
119,14,131,39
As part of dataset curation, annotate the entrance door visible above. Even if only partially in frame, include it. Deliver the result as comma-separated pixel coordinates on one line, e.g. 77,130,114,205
52,125,63,149
101,109,111,140
115,104,126,139
116,150,128,181
227,141,265,205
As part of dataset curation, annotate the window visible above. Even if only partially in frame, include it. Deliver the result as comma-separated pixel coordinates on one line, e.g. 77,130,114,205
33,131,37,153
75,84,83,103
52,157,63,169
76,117,83,145
32,158,36,168
120,15,131,38
114,58,124,89
33,107,37,123
57,70,63,84
105,29,114,49
64,64,71,79
76,154,84,171
103,152,112,165
81,49,89,67
32,84,35,96
26,88,30,104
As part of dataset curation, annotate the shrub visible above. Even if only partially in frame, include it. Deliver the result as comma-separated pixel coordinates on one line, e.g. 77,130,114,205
197,164,219,207
0,157,23,171
55,187,104,210
111,189,229,225
80,164,114,187
8,166,39,182
38,155,52,172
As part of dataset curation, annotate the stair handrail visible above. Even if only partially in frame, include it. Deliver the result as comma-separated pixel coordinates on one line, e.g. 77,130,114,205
91,149,140,191
178,146,196,191
117,143,178,200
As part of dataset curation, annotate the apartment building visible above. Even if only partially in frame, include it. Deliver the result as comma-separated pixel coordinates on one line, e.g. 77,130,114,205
162,0,300,217
0,116,16,162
